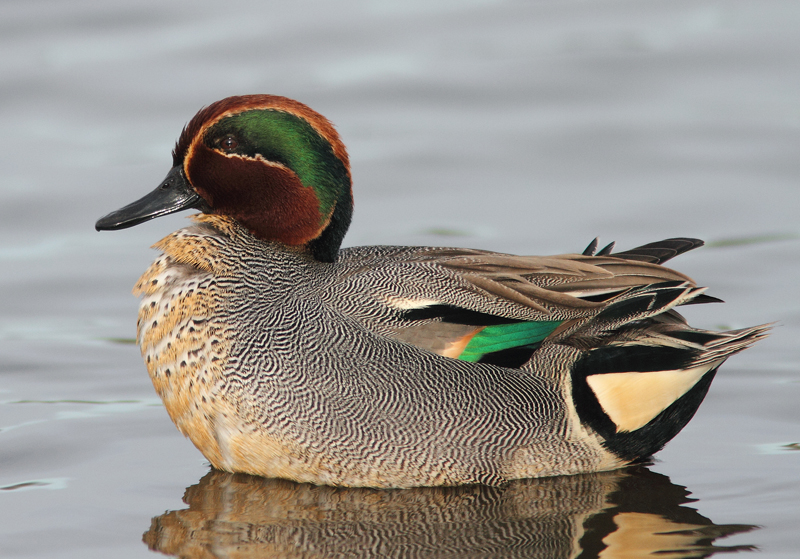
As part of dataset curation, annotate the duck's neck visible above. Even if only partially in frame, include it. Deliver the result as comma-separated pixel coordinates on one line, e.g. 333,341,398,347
307,183,352,262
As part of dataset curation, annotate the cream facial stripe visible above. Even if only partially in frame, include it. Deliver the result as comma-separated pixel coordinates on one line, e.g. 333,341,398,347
217,152,293,172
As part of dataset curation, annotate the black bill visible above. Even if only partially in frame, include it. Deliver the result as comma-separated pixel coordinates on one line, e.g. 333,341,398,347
95,166,205,231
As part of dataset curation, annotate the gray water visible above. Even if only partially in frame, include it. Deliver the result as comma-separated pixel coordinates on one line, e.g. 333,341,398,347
1,1,798,557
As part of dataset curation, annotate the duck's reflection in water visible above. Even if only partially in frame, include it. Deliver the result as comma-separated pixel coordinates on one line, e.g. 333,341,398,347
144,466,755,558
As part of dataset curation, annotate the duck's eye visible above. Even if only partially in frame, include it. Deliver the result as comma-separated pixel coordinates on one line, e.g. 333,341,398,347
219,135,238,152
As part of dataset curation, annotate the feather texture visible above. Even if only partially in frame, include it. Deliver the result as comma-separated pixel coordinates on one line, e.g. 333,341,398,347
131,216,769,486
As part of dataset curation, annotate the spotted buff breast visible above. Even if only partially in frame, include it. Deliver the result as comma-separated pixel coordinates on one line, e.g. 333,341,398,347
96,95,769,488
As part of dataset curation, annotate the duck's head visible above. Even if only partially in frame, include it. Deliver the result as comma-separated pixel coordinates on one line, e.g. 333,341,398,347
96,95,353,262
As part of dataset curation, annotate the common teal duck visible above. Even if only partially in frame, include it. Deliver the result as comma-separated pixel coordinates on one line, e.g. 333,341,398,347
96,95,768,488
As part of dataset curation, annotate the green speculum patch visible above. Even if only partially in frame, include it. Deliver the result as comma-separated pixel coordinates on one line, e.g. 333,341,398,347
205,110,349,221
458,320,563,362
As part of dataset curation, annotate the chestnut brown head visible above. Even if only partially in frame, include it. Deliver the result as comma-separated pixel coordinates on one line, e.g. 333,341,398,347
96,95,353,262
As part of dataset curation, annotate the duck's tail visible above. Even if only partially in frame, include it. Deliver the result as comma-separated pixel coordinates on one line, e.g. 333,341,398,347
557,281,771,462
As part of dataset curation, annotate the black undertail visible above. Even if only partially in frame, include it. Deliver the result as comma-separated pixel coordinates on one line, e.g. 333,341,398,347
571,342,716,462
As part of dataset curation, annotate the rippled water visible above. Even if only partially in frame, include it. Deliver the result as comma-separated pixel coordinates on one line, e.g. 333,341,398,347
1,1,798,557
143,467,758,558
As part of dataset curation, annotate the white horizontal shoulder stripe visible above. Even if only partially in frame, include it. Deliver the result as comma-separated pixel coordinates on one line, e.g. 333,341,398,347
382,296,440,310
